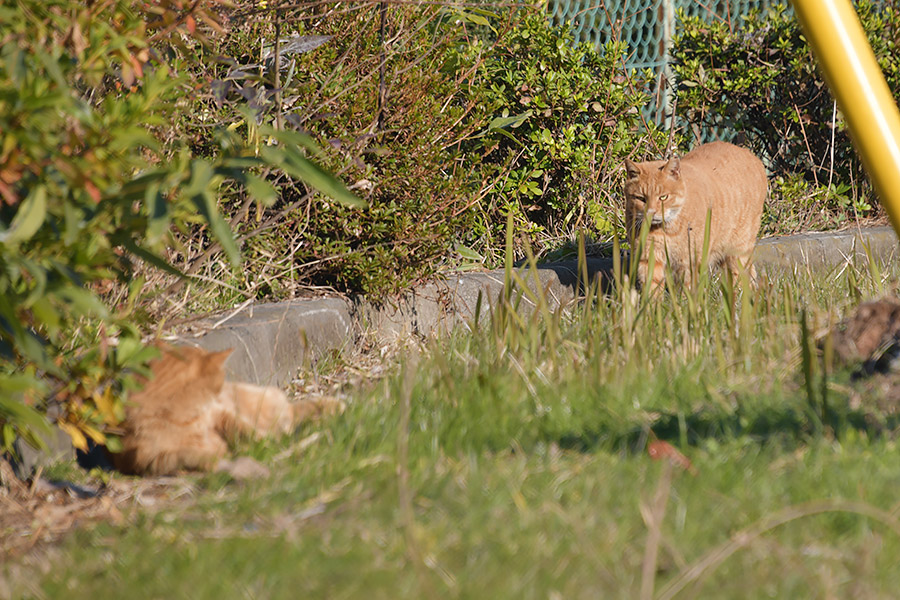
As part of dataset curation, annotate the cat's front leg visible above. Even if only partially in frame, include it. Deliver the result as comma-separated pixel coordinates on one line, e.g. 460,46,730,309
638,256,667,294
724,254,757,287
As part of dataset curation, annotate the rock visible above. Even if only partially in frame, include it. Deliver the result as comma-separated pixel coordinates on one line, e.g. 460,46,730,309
10,425,75,480
831,296,900,373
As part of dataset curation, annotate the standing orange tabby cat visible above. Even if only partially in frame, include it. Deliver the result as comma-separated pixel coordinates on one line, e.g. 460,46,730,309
112,345,338,476
623,141,767,291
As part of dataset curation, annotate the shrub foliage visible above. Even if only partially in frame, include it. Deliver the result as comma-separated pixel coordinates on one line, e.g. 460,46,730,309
450,14,669,248
0,0,357,454
172,6,666,295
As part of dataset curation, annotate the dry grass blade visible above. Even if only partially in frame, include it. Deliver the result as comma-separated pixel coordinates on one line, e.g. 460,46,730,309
655,499,900,600
640,461,674,600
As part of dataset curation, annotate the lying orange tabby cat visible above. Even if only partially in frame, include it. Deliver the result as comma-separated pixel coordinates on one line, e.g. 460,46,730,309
112,345,337,476
623,141,767,291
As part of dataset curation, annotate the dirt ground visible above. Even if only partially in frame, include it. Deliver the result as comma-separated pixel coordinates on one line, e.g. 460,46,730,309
0,458,198,559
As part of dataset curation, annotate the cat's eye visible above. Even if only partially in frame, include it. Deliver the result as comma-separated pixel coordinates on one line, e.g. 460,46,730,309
659,194,669,201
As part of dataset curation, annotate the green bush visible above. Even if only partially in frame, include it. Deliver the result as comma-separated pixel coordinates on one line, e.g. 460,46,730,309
173,8,670,298
449,13,670,249
0,0,357,454
671,1,899,217
168,4,477,296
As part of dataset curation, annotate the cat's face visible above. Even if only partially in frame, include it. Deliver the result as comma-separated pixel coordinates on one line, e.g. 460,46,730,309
623,158,687,228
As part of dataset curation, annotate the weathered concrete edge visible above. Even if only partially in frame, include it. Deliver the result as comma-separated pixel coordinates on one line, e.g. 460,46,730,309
186,259,613,386
191,226,898,387
175,297,355,387
754,226,898,271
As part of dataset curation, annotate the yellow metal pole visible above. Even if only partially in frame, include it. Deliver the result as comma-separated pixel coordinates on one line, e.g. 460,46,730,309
791,0,900,237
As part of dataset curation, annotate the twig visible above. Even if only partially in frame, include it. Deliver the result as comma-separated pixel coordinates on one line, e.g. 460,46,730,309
273,6,284,132
210,297,256,329
827,99,836,193
793,103,819,187
377,1,388,132
665,94,678,160
147,0,203,43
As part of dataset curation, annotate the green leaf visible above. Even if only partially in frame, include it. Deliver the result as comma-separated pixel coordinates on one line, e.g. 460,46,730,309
115,335,159,371
0,185,47,246
267,128,326,156
458,244,483,261
490,127,524,147
193,189,241,266
456,244,485,267
220,156,267,170
57,286,109,318
30,297,61,336
108,127,159,152
63,201,81,246
118,169,170,202
488,111,532,131
241,173,278,206
467,7,499,19
0,372,45,394
119,236,185,279
185,159,215,197
0,310,50,370
145,182,169,242
261,146,364,208
104,435,123,453
35,49,66,87
21,260,48,308
458,10,490,27
0,395,53,450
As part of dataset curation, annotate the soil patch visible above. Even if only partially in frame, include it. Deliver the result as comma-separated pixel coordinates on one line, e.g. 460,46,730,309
0,459,196,560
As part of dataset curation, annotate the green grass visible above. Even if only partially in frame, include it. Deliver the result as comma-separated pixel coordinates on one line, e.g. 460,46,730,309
12,244,900,599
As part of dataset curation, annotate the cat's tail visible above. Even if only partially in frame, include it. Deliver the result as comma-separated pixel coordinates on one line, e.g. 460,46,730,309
292,396,346,426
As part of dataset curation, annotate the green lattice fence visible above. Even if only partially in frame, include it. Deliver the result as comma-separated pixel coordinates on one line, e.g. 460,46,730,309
547,0,788,136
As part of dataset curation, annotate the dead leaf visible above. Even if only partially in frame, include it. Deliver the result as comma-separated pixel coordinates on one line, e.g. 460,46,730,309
57,422,88,452
0,180,19,206
120,61,134,88
648,440,697,475
65,22,88,56
130,54,144,80
84,180,102,204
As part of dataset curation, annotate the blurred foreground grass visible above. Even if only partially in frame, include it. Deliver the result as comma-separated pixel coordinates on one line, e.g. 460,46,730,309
13,244,900,599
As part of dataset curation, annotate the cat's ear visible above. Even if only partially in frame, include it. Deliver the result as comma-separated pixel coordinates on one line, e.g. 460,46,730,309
624,159,640,179
203,348,234,375
662,157,681,179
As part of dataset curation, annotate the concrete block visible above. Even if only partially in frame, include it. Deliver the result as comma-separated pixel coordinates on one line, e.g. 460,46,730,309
177,298,355,387
754,226,898,272
355,257,614,342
